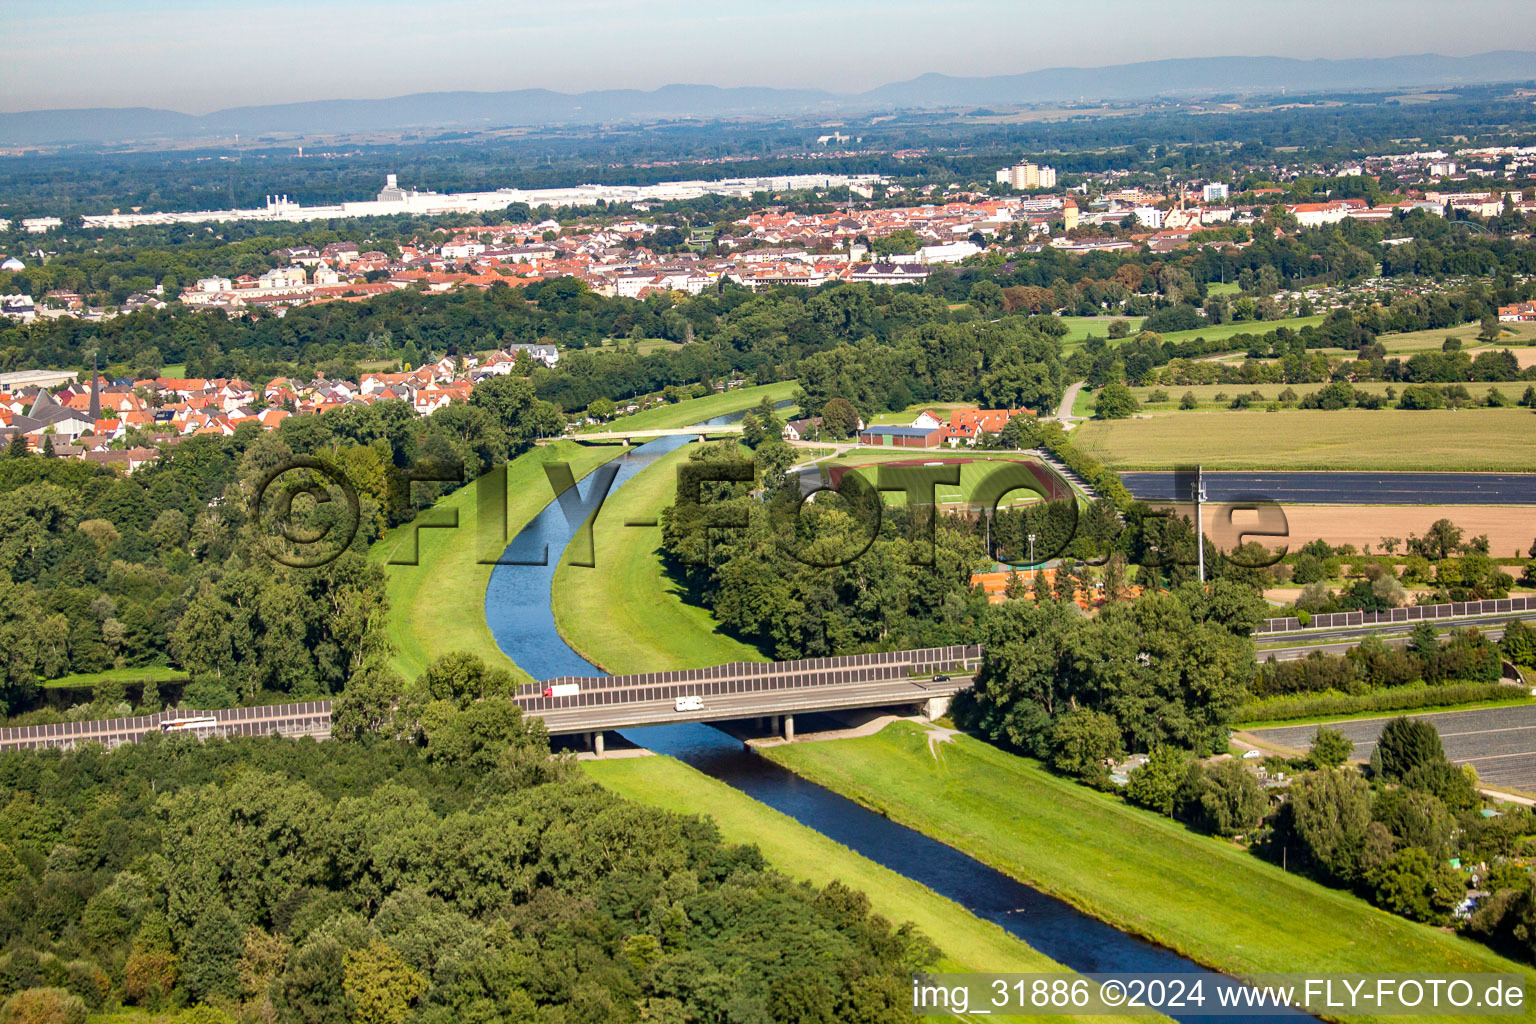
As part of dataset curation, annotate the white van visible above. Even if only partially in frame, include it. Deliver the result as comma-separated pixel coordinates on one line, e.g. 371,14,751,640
674,695,704,712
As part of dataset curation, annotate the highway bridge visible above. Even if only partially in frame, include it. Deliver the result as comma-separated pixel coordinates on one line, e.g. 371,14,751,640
5,598,1534,754
0,647,980,754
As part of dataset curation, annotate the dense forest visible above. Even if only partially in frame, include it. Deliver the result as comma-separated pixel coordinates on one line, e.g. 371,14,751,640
0,691,933,1022
0,375,562,716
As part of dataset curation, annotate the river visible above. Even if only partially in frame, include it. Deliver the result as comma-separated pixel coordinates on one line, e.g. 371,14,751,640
487,416,1311,1022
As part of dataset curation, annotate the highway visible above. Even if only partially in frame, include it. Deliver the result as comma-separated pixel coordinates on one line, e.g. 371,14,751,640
535,677,968,735
1249,705,1536,791
1121,471,1536,505
563,424,744,443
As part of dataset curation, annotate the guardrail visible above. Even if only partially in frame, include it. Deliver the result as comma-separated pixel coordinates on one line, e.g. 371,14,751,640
1254,596,1536,635
517,645,982,713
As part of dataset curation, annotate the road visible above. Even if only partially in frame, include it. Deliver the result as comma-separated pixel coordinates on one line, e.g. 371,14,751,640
1120,471,1536,505
0,702,332,752
1256,610,1536,661
1248,705,1536,791
1053,381,1086,428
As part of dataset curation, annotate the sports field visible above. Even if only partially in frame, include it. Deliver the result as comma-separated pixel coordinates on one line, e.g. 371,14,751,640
550,443,766,674
372,441,623,682
764,722,1536,1020
1073,408,1536,471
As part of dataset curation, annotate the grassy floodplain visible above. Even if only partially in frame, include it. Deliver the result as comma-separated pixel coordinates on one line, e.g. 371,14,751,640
578,380,798,433
1072,407,1536,471
371,441,624,682
550,442,766,674
764,723,1536,1023
584,755,1158,1024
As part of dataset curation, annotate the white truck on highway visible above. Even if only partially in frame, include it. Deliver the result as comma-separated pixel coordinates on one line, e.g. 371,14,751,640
674,695,704,712
543,683,580,698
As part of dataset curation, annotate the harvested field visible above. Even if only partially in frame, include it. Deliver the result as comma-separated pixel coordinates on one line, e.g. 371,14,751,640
1159,501,1536,559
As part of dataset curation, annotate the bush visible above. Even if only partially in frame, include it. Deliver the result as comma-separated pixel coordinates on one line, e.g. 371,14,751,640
0,988,86,1024
1179,391,1199,410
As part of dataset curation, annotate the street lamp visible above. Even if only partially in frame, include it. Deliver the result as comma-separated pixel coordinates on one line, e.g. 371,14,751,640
1028,533,1037,584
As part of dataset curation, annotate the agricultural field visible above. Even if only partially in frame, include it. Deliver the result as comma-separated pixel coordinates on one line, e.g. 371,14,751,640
1078,379,1498,414
550,443,767,674
371,441,624,682
1073,408,1536,471
1153,500,1536,562
764,722,1536,1020
1152,313,1325,347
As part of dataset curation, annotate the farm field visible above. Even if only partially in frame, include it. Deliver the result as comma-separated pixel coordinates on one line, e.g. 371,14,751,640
1073,408,1536,471
1087,380,1517,411
582,755,1131,1024
371,441,624,682
1155,501,1536,559
550,443,766,674
579,380,798,433
763,722,1536,1021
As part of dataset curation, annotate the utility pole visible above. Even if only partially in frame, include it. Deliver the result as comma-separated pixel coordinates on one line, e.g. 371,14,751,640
1194,466,1207,584
1028,533,1037,585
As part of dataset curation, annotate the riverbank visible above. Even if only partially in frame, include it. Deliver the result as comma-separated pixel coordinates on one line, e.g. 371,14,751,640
583,753,1158,1024
551,442,766,673
763,722,1535,1022
371,440,624,682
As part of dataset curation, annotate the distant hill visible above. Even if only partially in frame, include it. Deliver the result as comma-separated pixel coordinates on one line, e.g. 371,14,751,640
5,51,1535,147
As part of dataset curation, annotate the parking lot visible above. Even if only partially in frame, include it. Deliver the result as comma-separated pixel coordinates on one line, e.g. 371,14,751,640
1249,704,1536,792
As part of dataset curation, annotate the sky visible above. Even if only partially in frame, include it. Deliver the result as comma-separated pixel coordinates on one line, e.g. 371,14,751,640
6,0,1536,113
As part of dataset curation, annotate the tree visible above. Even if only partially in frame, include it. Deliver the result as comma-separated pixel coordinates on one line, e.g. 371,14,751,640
1501,618,1536,667
585,397,616,422
416,651,514,708
1049,709,1123,786
1308,726,1353,769
1186,758,1268,837
820,397,859,439
181,904,244,1002
343,941,427,1024
1478,313,1501,343
1370,847,1464,925
1374,716,1446,781
1127,747,1190,816
331,663,405,740
6,435,27,458
1095,380,1140,420
1286,768,1373,883
1107,319,1130,339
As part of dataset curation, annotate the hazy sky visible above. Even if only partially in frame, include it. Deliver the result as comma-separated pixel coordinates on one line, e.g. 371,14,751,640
6,0,1536,113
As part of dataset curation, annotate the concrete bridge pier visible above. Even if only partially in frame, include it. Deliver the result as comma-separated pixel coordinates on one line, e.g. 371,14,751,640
782,715,795,741
924,695,951,721
592,731,605,756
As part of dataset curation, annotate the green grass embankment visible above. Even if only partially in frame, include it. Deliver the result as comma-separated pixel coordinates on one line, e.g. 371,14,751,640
763,723,1536,1024
584,754,1159,1024
550,443,765,673
371,441,624,682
